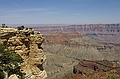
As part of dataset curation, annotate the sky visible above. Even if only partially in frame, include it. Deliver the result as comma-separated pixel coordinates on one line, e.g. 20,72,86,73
0,0,120,24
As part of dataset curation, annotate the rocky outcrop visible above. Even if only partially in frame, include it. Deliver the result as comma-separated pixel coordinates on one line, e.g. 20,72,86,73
61,60,120,79
0,28,47,79
73,60,120,76
8,74,19,79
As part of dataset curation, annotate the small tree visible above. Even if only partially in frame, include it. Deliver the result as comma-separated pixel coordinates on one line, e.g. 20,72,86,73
17,26,25,30
1,24,5,28
1,24,8,28
29,28,33,30
6,26,8,28
25,28,28,30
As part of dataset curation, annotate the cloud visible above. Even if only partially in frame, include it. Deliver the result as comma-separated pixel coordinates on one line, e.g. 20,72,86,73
67,5,80,8
45,11,59,15
0,15,23,18
0,8,46,13
13,2,21,8
76,14,81,16
21,8,46,12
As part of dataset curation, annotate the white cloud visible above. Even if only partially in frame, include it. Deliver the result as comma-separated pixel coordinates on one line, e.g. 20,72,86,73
0,8,46,14
76,14,81,16
13,2,21,8
45,11,59,15
0,15,23,18
21,8,46,12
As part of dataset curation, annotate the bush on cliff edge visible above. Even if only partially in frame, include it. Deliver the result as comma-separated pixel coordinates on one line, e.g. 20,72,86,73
0,44,25,79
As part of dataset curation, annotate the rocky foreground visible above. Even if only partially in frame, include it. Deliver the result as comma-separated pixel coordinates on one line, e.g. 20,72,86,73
0,28,47,79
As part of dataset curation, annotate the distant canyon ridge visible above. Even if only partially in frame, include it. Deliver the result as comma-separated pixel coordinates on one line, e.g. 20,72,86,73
33,24,120,34
33,24,120,43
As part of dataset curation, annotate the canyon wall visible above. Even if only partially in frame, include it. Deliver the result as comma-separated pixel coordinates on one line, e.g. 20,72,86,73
33,24,120,34
33,24,120,43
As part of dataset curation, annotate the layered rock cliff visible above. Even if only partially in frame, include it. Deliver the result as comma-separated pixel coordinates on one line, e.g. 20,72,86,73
73,60,120,75
0,28,47,79
33,24,120,34
33,24,120,43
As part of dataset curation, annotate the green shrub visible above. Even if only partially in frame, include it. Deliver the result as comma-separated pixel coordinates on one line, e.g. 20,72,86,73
0,44,25,79
105,75,117,79
0,69,5,79
25,28,28,30
29,28,33,30
17,26,25,30
1,24,8,28
0,44,7,53
31,31,34,35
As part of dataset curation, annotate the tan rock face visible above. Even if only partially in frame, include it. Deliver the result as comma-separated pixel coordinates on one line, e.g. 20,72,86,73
0,28,47,79
8,74,19,79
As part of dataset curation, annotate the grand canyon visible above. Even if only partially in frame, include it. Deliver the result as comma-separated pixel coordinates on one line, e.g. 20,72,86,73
1,0,120,79
32,24,120,79
0,24,120,79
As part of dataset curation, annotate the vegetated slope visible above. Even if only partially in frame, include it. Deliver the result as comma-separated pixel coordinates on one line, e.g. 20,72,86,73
42,32,120,79
44,51,78,79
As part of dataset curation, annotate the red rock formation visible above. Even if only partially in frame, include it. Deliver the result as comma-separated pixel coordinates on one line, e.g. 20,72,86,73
62,60,120,79
43,32,82,46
